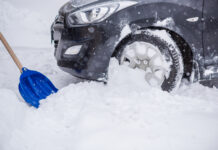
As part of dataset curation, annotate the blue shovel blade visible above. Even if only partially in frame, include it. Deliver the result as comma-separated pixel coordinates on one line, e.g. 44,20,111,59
18,68,58,108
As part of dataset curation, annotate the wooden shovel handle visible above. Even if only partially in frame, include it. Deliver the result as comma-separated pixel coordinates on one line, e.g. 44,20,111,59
0,32,23,73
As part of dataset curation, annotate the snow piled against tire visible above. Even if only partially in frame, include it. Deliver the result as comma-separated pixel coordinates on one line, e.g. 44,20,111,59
1,56,218,150
1,1,218,150
147,29,184,91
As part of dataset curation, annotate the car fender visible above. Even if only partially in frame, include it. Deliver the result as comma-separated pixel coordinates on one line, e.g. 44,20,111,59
109,2,204,79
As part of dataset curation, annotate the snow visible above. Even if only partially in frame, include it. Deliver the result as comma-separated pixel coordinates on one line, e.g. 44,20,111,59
1,1,218,150
119,25,132,41
0,0,68,48
154,17,175,28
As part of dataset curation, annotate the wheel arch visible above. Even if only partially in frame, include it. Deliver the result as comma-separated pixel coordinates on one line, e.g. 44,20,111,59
109,1,203,81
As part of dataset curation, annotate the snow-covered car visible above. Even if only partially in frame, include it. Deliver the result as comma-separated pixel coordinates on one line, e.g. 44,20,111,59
51,0,218,91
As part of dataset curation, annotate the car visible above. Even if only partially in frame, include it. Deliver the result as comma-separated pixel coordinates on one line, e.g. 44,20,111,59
51,0,218,92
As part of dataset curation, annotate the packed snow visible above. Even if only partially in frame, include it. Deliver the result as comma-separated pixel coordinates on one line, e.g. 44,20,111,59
1,1,218,150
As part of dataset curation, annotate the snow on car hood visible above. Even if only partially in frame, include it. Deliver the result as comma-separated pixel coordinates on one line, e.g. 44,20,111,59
70,0,202,11
70,0,137,7
70,0,99,7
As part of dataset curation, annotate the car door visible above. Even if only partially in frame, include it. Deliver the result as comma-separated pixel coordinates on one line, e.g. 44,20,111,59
203,0,218,66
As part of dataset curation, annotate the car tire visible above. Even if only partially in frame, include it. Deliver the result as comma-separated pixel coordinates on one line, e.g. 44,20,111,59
115,29,184,92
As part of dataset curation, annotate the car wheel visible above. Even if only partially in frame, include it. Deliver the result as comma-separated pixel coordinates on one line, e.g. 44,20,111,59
116,29,184,92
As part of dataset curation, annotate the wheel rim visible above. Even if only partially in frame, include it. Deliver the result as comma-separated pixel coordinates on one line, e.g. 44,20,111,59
121,42,169,88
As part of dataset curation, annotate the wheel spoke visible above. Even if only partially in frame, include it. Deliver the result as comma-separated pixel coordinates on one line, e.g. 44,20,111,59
154,70,166,85
149,64,167,84
145,47,167,87
149,51,164,70
146,47,158,59
145,72,164,87
150,65,167,75
135,42,149,60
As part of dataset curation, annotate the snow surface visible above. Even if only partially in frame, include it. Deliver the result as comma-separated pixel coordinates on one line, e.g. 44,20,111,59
1,1,218,150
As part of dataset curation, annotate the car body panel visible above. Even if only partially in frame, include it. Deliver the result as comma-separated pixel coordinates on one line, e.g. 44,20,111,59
51,0,218,87
203,0,218,66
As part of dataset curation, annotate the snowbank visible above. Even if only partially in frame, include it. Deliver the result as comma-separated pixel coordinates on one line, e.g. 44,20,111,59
1,55,218,150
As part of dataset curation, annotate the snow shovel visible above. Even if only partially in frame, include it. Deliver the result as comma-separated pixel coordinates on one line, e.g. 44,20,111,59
0,32,58,108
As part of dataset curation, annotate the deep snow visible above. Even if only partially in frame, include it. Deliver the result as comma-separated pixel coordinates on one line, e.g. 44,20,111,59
0,1,218,150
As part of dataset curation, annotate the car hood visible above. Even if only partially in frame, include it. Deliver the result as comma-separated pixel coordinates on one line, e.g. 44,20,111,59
59,0,138,15
59,0,202,16
70,0,100,7
59,0,100,16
